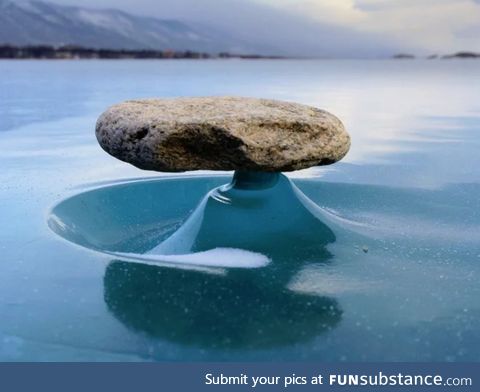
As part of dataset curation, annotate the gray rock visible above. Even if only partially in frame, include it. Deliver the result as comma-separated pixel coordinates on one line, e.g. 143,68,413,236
96,97,350,172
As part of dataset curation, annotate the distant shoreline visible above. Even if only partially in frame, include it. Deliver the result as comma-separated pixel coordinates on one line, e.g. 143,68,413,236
1,45,479,60
393,52,480,60
0,45,286,60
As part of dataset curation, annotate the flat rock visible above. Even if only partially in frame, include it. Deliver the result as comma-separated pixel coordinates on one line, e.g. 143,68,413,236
96,97,350,172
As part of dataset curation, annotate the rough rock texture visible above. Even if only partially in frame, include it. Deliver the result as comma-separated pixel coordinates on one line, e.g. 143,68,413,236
95,97,350,172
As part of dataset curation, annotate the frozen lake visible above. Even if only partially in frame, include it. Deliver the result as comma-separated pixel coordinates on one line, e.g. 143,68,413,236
0,59,479,361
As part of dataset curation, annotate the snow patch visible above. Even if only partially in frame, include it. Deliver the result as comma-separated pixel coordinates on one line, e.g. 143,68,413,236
113,247,271,269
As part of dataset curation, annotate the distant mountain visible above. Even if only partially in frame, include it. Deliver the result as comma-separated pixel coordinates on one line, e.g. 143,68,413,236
0,0,266,54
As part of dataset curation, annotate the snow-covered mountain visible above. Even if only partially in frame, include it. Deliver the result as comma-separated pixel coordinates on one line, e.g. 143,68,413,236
0,0,263,53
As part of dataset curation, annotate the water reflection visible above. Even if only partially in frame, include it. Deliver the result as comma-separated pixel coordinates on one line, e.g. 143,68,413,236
104,259,342,349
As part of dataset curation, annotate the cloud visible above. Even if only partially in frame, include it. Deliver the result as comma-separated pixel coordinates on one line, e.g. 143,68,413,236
256,0,480,54
356,0,480,52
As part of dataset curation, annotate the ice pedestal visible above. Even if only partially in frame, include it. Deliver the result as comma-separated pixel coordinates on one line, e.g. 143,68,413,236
150,171,336,262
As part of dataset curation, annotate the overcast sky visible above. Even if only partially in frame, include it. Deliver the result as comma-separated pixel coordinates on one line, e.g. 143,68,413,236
47,0,480,57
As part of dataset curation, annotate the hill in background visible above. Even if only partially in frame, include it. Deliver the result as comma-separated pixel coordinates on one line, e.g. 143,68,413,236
0,0,273,54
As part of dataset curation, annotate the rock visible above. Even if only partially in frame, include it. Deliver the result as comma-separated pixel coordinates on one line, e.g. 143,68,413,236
96,96,350,172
